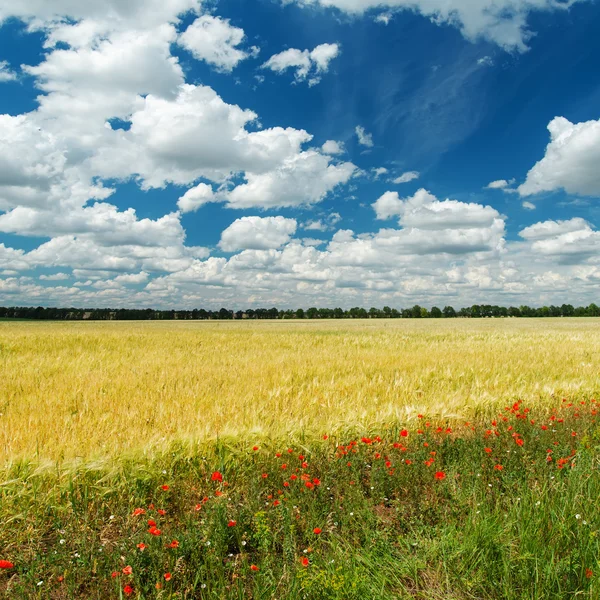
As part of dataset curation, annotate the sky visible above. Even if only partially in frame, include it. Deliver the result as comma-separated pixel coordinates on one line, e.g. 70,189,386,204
0,0,600,310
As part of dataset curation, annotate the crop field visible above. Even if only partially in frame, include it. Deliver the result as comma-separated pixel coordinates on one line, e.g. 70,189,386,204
1,319,600,599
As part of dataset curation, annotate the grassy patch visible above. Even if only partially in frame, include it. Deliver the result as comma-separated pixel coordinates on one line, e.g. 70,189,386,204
1,399,599,599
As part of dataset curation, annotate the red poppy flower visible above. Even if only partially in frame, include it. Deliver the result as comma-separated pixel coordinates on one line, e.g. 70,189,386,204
400,429,408,437
323,434,328,440
0,560,14,569
147,519,157,527
227,520,237,527
194,503,202,511
122,566,133,576
149,527,162,536
250,565,259,572
261,473,268,479
164,573,172,581
167,540,179,548
283,481,290,487
111,571,119,578
132,508,145,516
515,438,524,447
123,584,134,596
137,543,146,551
434,471,446,480
157,509,166,516
405,459,412,465
301,557,309,566
252,446,259,451
161,485,170,491
484,448,492,454
313,527,322,534
586,568,593,579
494,464,503,471
273,500,280,506
211,471,223,482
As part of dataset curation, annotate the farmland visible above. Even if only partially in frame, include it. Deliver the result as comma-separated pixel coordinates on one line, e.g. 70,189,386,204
1,319,600,598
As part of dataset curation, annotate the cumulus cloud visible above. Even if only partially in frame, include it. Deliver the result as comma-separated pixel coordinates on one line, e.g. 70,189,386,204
219,216,298,252
392,171,419,184
0,0,201,40
177,183,217,213
0,60,17,82
372,167,388,179
355,125,373,148
262,43,340,85
224,150,356,209
522,201,536,210
321,140,345,155
303,212,341,231
373,188,502,232
486,179,509,189
519,218,600,264
284,0,585,52
178,15,255,72
519,117,600,197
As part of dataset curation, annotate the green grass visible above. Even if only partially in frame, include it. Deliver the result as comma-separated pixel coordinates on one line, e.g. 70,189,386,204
1,399,599,599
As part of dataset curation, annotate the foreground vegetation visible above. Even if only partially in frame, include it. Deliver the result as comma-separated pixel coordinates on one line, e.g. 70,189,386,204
2,320,600,598
1,398,599,599
2,319,600,461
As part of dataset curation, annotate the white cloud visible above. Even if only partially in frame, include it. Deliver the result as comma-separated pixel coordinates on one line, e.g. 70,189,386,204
477,56,494,67
114,271,149,284
321,140,345,155
519,117,600,197
0,0,201,41
224,150,356,209
392,171,419,184
486,179,509,189
522,201,536,210
262,43,340,85
373,188,502,232
372,167,388,179
519,218,600,264
372,191,404,220
178,15,253,72
374,12,393,25
355,125,373,148
284,0,585,52
519,217,591,241
177,183,216,213
39,272,70,281
0,60,17,82
303,212,342,231
219,216,298,252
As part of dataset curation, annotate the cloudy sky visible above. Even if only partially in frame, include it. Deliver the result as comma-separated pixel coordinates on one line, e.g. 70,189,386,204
0,0,599,309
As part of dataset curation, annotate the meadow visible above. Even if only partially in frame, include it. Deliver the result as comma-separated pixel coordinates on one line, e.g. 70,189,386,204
1,319,600,599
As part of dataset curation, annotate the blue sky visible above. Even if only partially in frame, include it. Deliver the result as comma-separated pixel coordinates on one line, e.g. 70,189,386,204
0,0,599,308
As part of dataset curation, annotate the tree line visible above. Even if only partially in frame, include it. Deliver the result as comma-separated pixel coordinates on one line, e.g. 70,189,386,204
1,303,599,320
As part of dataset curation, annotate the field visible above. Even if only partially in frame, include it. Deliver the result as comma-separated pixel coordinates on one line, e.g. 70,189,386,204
1,319,600,599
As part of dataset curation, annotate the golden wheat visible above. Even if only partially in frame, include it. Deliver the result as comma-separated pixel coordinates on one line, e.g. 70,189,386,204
2,318,600,462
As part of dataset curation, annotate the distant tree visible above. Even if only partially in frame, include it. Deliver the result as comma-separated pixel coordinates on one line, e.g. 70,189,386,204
307,307,319,319
587,303,600,317
411,305,422,318
560,304,575,317
295,308,305,319
442,306,456,318
430,306,442,318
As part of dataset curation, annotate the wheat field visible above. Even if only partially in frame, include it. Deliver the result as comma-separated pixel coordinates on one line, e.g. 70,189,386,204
2,318,600,462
